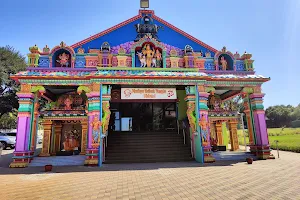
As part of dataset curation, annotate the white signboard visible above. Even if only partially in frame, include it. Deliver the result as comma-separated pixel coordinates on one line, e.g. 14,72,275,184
121,88,177,100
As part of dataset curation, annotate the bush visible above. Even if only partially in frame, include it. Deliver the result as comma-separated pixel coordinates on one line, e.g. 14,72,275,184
291,120,300,128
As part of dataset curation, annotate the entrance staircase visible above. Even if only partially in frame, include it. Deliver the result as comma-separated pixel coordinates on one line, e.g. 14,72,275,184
105,131,192,163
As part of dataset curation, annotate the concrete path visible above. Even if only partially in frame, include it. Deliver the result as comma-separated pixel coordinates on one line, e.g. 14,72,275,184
0,149,299,200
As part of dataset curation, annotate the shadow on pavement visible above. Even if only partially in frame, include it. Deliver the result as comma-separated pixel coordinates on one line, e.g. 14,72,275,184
0,159,253,175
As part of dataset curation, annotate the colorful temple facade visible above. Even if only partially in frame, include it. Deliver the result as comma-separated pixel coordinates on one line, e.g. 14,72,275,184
10,9,272,168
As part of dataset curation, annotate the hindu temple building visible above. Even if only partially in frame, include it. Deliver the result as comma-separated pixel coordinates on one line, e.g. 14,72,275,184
10,9,273,167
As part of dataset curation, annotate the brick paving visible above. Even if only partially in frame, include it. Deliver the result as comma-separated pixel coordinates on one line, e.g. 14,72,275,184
0,150,300,200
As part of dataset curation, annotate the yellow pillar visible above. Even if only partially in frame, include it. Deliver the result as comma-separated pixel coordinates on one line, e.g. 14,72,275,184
229,120,239,151
243,99,254,144
215,121,223,146
40,120,52,157
30,101,39,151
81,120,88,155
50,123,62,155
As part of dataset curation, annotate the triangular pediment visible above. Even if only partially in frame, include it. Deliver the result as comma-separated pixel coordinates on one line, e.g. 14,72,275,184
71,10,217,56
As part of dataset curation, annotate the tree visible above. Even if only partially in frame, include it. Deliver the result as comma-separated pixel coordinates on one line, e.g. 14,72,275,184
265,105,295,128
291,104,300,120
0,46,27,117
0,110,17,129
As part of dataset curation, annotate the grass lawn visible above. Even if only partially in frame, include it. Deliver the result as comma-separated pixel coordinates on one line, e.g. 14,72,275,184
236,128,300,153
269,135,300,153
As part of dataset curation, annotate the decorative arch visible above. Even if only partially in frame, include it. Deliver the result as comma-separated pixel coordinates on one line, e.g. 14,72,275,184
214,47,235,71
49,42,76,68
130,34,166,68
130,35,166,51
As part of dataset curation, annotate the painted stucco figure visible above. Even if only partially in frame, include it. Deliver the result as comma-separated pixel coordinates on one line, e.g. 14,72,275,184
57,52,70,67
186,102,196,133
90,115,102,144
102,102,111,135
142,44,155,68
199,114,209,143
155,49,162,67
220,56,227,70
64,96,73,110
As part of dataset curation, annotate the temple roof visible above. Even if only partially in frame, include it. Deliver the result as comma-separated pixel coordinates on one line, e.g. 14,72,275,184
70,10,218,55
11,69,269,82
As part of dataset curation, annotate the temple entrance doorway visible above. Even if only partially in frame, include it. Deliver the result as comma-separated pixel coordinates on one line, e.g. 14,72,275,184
109,102,177,133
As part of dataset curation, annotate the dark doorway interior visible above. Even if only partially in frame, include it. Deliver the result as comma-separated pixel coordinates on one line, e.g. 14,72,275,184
110,102,177,132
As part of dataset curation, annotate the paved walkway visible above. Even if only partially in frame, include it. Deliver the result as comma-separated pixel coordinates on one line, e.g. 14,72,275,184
1,149,300,200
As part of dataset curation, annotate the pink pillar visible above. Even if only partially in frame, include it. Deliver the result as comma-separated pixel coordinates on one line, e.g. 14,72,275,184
249,93,272,159
10,93,34,168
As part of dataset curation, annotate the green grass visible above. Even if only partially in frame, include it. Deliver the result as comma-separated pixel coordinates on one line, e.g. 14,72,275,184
235,128,300,153
269,135,300,153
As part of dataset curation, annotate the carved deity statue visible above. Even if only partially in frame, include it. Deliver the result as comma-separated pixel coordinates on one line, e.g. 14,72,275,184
90,115,102,144
205,51,211,58
77,46,85,54
142,44,155,68
137,52,146,67
64,96,73,110
199,114,209,142
57,52,70,67
62,129,79,151
155,49,162,67
209,93,216,109
220,56,227,70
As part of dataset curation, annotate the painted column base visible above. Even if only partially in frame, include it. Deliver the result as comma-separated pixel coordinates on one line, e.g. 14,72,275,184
203,146,215,163
249,145,274,160
39,153,50,157
256,145,273,160
248,145,257,155
9,151,34,168
84,148,99,166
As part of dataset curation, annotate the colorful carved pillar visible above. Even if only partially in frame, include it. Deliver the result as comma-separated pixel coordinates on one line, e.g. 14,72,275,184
184,56,194,68
198,85,215,163
10,84,35,168
29,96,39,152
131,50,135,68
162,51,166,68
215,121,223,146
80,120,88,155
84,83,101,166
243,95,255,145
101,85,111,162
39,120,52,157
184,86,197,160
98,53,103,67
51,122,62,155
249,87,273,159
241,88,257,154
229,120,239,151
29,86,45,152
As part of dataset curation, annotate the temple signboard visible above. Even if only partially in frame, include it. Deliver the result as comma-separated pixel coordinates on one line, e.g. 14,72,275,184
121,88,176,99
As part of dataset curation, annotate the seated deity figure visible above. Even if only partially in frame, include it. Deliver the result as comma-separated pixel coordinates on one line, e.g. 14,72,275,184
205,51,211,58
64,96,73,110
220,56,227,70
62,131,77,151
209,93,216,109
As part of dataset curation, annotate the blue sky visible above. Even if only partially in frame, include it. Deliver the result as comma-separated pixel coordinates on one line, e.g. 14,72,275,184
0,0,299,108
